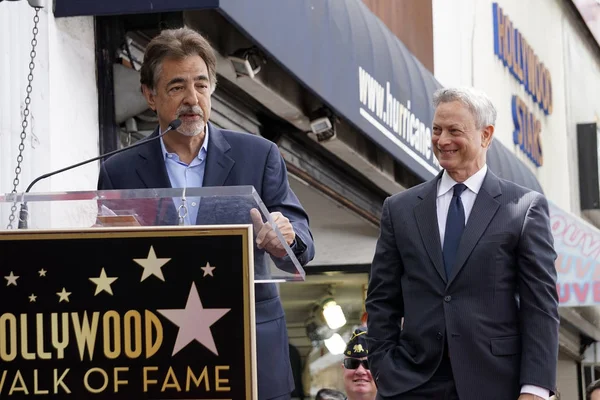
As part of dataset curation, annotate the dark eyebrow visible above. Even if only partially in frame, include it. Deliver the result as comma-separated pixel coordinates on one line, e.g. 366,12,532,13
166,75,209,87
166,77,186,87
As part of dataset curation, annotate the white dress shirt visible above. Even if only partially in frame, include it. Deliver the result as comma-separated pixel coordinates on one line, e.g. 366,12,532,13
435,164,549,400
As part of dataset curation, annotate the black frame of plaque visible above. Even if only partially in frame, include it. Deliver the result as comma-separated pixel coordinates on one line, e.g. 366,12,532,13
0,226,255,399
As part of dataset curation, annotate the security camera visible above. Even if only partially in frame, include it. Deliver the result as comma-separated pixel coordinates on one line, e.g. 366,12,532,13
308,107,337,142
228,56,260,79
228,47,264,78
310,117,333,135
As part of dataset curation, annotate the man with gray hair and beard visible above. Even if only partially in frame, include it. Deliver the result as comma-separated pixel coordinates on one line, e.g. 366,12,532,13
98,27,315,400
366,87,558,399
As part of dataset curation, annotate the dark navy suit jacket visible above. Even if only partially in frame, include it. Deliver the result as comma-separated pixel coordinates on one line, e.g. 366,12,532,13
366,170,559,400
98,123,315,400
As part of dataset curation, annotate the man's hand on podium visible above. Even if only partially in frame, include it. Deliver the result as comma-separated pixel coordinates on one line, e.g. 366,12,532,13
250,208,296,258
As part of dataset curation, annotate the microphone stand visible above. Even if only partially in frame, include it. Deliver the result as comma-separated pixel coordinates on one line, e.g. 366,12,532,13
17,119,182,229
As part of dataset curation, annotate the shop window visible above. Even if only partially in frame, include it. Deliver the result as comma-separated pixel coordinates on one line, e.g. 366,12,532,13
281,271,370,398
582,364,600,397
580,342,600,398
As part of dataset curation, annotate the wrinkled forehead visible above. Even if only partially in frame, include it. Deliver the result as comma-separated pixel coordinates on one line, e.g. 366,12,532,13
156,55,209,84
433,101,477,128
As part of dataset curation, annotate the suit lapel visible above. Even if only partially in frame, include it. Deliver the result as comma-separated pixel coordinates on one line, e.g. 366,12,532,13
135,127,171,189
131,127,175,225
414,173,446,283
203,123,235,187
447,170,502,285
195,123,235,225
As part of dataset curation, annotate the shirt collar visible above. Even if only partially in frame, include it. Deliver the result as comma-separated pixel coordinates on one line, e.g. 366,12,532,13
437,164,488,197
159,124,209,161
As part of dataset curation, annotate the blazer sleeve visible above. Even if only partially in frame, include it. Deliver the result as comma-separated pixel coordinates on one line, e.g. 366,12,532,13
517,193,559,392
260,143,315,266
365,197,405,381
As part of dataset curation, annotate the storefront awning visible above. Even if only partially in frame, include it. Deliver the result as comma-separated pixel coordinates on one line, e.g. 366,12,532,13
55,0,542,191
54,0,219,16
54,0,437,180
488,142,543,193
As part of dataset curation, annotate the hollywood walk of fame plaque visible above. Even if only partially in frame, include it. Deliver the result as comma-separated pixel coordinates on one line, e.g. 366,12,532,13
0,226,255,399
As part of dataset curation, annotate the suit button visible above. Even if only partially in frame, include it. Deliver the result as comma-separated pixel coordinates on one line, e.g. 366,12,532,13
444,295,452,302
436,332,443,340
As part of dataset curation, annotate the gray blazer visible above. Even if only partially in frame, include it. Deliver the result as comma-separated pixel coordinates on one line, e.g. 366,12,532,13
366,170,559,400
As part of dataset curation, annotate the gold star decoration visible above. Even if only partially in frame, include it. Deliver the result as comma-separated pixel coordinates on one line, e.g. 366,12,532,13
133,245,171,282
201,262,216,277
4,271,19,286
56,288,71,303
38,269,47,277
89,268,118,296
29,294,37,302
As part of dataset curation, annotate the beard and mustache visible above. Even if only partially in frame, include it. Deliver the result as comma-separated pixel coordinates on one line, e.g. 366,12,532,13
175,105,206,137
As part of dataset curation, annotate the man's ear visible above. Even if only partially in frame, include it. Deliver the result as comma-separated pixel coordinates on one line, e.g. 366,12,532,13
482,124,495,148
141,84,156,112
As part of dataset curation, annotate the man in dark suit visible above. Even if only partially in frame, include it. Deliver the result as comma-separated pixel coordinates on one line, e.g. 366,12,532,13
365,87,559,400
97,27,315,400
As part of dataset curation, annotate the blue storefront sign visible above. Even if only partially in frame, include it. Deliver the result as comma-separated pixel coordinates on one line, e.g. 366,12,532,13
492,2,550,168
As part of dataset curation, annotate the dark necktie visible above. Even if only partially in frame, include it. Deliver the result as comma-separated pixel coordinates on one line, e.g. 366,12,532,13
443,183,467,279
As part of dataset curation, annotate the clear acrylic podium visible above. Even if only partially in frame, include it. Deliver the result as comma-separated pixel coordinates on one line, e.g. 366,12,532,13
0,186,306,283
0,186,303,398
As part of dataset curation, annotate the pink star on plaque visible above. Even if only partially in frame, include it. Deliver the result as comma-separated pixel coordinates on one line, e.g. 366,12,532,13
201,262,215,277
157,282,230,356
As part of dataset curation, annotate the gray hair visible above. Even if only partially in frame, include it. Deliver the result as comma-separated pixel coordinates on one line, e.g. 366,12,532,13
433,87,497,129
140,28,218,94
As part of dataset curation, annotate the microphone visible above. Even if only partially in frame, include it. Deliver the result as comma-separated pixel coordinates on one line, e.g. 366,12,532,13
17,119,182,228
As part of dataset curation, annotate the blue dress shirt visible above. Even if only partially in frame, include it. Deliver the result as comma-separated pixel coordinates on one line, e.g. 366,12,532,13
159,128,209,225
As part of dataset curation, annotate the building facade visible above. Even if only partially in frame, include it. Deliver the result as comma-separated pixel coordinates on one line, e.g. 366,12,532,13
4,0,599,397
